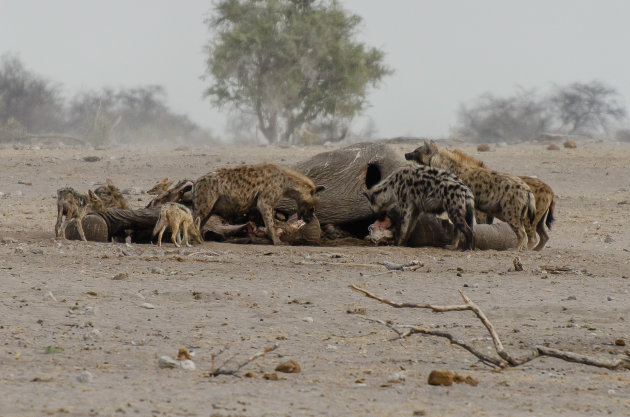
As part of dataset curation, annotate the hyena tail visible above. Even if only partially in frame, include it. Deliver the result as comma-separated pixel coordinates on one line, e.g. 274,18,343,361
526,191,536,223
465,200,475,250
545,197,556,230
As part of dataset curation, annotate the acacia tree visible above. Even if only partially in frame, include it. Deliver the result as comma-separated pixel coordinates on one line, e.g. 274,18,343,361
549,80,626,135
455,88,551,143
0,54,64,134
203,0,391,145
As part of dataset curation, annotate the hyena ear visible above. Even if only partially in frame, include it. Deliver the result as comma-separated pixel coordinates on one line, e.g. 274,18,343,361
311,185,325,196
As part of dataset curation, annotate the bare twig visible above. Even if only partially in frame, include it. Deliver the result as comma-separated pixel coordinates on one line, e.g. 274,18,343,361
351,285,630,371
349,284,471,312
208,344,279,377
458,290,518,366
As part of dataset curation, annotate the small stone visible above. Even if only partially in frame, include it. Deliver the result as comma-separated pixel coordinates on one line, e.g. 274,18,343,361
302,317,314,323
158,356,179,369
151,267,165,275
275,359,301,373
513,256,524,271
387,371,406,383
563,140,577,149
428,369,454,386
604,235,614,243
179,360,196,371
326,344,338,351
76,371,93,383
112,272,129,280
547,144,560,151
141,303,155,309
263,372,279,381
477,144,490,152
1,237,18,244
30,248,44,255
176,347,193,360
615,339,626,346
83,156,101,162
607,296,613,301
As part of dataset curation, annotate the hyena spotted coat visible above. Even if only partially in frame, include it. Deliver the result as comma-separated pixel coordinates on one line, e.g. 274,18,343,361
192,163,324,245
405,141,536,251
365,165,475,250
450,149,556,251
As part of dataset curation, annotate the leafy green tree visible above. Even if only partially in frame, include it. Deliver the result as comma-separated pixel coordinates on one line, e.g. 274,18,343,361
203,0,391,144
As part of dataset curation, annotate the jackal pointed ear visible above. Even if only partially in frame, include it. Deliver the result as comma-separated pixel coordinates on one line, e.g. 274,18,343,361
161,177,169,183
311,185,325,196
423,139,430,148
88,189,95,198
194,217,201,228
106,178,114,186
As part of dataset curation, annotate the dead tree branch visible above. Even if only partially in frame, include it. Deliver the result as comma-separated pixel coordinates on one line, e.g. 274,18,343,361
207,344,279,377
350,285,630,371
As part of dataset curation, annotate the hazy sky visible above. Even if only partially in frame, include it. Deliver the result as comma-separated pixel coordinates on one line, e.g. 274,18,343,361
2,0,630,139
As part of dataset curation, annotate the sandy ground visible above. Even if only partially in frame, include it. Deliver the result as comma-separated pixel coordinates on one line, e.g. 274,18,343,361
0,140,629,417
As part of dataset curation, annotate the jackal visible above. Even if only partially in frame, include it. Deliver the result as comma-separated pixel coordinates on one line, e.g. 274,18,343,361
94,178,130,209
55,188,105,241
152,202,202,247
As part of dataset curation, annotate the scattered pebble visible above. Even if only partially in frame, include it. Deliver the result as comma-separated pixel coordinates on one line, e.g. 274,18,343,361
76,371,93,383
275,359,301,373
604,235,614,243
83,156,101,162
151,267,165,275
1,237,18,244
176,347,193,360
563,140,577,149
387,371,406,383
428,369,454,386
607,296,613,301
112,272,129,280
158,356,179,369
477,144,490,152
326,344,338,351
179,360,196,371
547,144,560,151
141,303,155,309
614,339,626,346
302,317,313,323
263,372,279,381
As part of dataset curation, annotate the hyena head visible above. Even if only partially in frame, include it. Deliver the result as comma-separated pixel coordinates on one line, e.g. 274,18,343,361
297,185,325,223
363,181,396,217
404,140,438,165
87,190,105,212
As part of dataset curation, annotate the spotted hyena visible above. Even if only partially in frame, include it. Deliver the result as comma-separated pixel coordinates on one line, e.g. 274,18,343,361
450,149,556,251
55,188,105,241
364,165,475,250
405,141,536,251
192,163,324,245
152,202,202,248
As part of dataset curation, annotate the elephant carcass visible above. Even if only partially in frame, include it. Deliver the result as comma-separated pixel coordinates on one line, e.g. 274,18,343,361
276,142,406,229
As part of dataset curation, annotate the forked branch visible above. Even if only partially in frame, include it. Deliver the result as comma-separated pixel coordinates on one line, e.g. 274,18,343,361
350,285,630,371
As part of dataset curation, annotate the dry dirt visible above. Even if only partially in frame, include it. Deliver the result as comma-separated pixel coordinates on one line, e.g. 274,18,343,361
1,141,629,417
